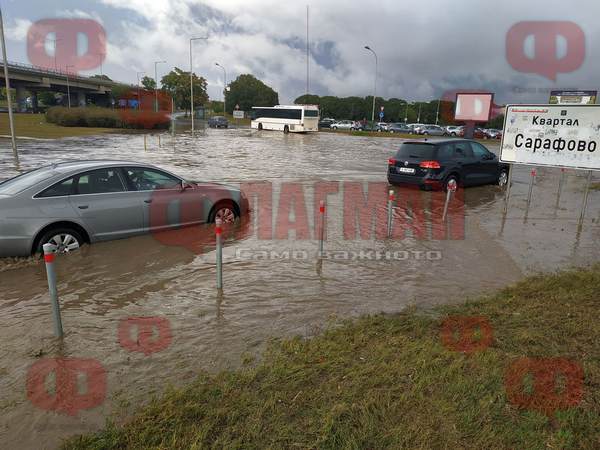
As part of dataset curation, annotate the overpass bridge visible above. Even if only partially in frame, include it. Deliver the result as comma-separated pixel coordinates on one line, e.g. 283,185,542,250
0,61,130,111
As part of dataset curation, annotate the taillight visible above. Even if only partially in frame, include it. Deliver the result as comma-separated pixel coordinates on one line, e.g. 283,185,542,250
388,158,397,165
419,160,441,169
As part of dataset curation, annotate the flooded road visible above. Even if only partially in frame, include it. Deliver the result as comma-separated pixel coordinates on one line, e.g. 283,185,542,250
0,129,598,449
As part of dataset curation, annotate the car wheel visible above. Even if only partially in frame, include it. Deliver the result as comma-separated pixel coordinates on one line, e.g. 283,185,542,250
209,201,239,224
36,227,84,255
258,123,263,131
283,125,289,134
389,130,394,134
498,168,509,188
451,132,456,137
332,126,337,130
423,132,429,136
443,175,459,192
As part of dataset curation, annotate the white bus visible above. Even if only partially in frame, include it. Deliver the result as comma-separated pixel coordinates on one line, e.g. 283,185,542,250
251,105,319,133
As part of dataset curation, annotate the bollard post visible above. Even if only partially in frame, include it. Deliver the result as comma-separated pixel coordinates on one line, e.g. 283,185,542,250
502,164,514,215
578,170,593,226
442,180,457,222
42,244,64,338
526,168,536,206
387,190,394,237
215,218,223,290
144,134,147,152
158,135,161,148
555,168,566,210
318,200,325,257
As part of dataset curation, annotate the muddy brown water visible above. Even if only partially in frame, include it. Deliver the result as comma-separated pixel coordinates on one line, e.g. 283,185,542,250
0,129,598,449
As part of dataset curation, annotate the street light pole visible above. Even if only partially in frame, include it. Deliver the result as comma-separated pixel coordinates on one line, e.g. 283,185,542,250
435,99,440,125
404,102,409,122
0,6,17,160
215,62,226,115
136,71,144,110
154,60,166,112
66,64,74,108
364,46,377,123
417,103,422,122
189,36,208,135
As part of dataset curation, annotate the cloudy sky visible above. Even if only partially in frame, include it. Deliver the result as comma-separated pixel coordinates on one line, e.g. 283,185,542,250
2,0,599,104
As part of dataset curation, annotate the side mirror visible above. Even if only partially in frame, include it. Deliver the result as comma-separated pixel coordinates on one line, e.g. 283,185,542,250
180,181,193,191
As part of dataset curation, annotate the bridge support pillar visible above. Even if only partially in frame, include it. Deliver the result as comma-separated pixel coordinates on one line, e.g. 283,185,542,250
77,91,86,107
30,91,39,113
15,86,27,112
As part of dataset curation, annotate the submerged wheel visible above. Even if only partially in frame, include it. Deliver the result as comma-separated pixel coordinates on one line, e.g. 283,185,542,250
498,168,509,188
258,123,263,131
283,125,289,134
209,201,239,224
36,227,84,255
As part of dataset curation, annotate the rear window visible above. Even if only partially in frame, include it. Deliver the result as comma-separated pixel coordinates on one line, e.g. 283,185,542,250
0,168,57,195
395,143,436,159
304,109,319,117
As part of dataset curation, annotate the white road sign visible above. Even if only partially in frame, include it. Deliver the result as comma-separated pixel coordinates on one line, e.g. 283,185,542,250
233,110,244,119
500,104,600,171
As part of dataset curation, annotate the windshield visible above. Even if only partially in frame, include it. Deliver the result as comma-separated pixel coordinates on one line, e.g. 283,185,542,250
395,143,437,159
0,167,57,195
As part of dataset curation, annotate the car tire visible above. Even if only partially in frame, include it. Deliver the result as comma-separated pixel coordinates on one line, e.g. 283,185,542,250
35,227,84,255
258,123,263,131
332,126,337,130
423,132,429,136
389,130,394,134
451,132,456,137
283,125,289,134
497,168,509,188
443,175,459,192
208,201,239,224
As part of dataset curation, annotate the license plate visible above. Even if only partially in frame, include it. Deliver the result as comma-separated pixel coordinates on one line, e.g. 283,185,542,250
398,167,415,174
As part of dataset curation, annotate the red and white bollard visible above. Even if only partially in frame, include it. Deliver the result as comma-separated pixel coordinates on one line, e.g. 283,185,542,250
215,218,223,290
387,190,395,237
318,200,325,257
442,179,457,222
42,244,64,338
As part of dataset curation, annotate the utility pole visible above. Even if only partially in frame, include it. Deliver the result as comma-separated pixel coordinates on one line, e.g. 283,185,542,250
66,64,74,108
435,99,440,125
136,71,144,110
306,5,309,97
189,36,208,135
154,60,166,112
0,6,17,160
215,63,226,115
364,46,377,123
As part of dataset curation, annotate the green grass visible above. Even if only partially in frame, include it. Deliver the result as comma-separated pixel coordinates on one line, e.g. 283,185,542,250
0,113,126,139
63,266,600,449
590,182,600,191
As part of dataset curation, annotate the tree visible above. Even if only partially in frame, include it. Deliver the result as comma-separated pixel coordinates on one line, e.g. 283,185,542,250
226,74,278,114
161,67,208,114
141,76,156,90
38,91,58,106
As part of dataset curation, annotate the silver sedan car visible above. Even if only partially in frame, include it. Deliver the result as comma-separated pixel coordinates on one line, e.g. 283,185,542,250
0,160,249,257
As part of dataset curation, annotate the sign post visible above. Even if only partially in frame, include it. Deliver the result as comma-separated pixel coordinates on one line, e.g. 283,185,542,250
500,104,599,224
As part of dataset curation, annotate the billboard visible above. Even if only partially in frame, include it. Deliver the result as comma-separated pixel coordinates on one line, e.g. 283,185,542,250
454,93,494,122
500,104,600,170
549,90,597,105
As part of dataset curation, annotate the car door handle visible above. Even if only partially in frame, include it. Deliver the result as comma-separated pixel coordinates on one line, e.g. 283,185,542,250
78,205,89,210
144,199,152,204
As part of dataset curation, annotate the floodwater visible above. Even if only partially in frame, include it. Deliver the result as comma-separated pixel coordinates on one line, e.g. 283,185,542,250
0,129,598,449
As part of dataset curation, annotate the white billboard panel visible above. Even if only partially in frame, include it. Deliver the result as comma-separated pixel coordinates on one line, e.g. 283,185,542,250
500,104,600,171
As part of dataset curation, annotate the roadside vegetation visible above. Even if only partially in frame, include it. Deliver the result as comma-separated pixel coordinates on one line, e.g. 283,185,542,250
0,113,120,139
46,107,170,130
63,266,600,449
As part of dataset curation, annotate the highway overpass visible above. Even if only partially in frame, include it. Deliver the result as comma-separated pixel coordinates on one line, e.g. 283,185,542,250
0,61,127,111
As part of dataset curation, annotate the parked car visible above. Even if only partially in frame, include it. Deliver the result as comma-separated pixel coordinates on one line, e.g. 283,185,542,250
330,120,354,130
484,129,502,139
387,139,509,191
377,122,389,132
416,124,446,136
407,123,425,134
0,161,249,257
445,125,464,137
388,123,412,134
208,116,229,128
318,118,336,129
358,122,383,132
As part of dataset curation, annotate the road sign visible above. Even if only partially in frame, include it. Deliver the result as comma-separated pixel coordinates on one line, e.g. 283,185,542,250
380,106,384,111
454,93,493,122
233,110,244,119
379,111,384,119
235,104,240,110
500,104,600,170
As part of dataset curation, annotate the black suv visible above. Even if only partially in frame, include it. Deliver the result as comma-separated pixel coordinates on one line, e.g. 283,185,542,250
387,139,509,191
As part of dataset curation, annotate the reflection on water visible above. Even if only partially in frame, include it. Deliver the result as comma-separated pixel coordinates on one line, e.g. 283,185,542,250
0,129,598,449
